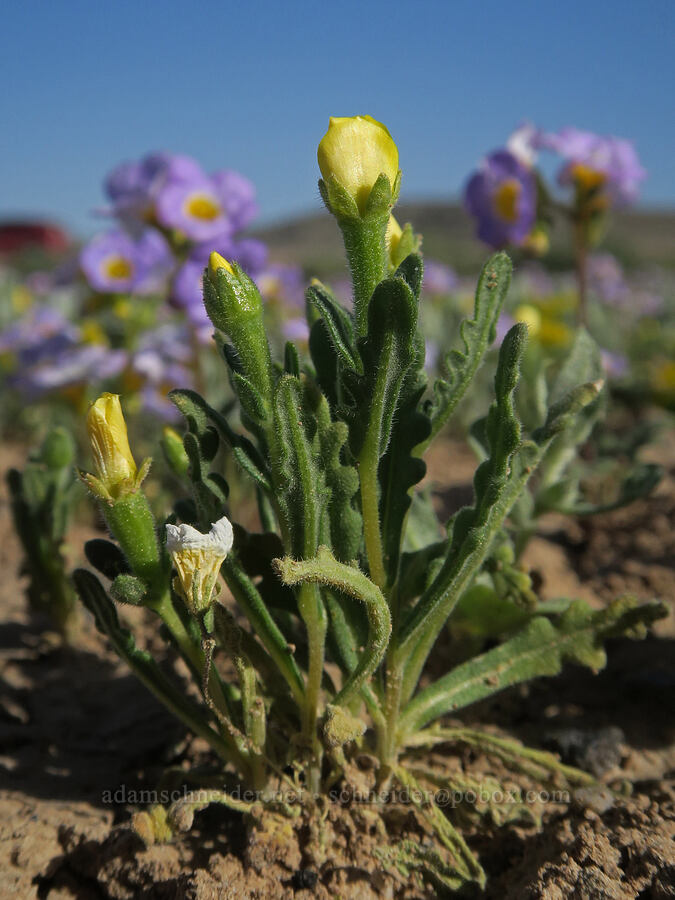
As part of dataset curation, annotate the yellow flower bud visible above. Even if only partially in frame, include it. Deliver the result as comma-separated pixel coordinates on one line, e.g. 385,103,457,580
385,215,403,260
318,115,399,214
166,516,234,615
209,251,234,277
84,393,148,501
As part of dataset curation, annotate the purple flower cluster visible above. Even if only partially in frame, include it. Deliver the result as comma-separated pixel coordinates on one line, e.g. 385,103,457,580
83,151,262,296
464,123,646,249
103,152,258,239
538,128,646,206
0,305,127,398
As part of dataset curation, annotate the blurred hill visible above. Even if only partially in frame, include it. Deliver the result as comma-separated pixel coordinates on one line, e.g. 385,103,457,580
253,201,675,278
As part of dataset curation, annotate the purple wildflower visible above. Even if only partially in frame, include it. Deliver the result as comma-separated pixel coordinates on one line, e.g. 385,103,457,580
0,306,78,361
12,345,127,397
464,150,537,248
155,169,258,242
172,258,210,330
539,128,646,205
131,325,194,420
80,228,172,294
103,152,205,224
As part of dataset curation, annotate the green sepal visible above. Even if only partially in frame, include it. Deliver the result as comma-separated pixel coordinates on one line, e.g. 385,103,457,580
389,226,420,272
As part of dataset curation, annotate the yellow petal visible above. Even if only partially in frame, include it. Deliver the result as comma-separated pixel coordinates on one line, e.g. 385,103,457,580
318,115,399,214
86,393,137,494
209,251,234,276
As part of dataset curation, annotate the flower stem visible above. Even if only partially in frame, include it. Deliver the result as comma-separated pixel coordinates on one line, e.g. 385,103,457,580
297,582,326,792
574,217,589,326
339,214,388,337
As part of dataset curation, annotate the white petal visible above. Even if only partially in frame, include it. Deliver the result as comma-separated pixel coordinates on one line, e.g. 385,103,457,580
166,515,234,556
208,515,234,555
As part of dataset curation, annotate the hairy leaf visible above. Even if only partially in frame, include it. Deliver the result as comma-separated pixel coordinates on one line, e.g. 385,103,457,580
424,253,512,446
399,597,667,734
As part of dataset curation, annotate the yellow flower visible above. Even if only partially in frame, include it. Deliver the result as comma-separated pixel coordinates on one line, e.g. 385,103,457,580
83,393,148,501
522,226,550,256
514,304,542,336
317,115,399,214
166,516,234,615
515,304,572,348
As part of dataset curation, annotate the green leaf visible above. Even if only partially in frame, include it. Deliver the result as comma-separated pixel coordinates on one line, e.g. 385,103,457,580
73,569,231,760
379,334,431,582
342,275,419,459
283,341,300,376
399,596,667,735
400,324,529,651
310,386,362,562
561,462,662,515
270,375,324,558
274,547,391,708
306,280,358,371
395,325,555,704
170,389,271,493
84,539,131,580
424,252,512,446
394,252,424,299
308,318,340,409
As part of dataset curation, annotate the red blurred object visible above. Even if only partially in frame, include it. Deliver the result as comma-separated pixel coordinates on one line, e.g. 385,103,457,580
0,221,70,254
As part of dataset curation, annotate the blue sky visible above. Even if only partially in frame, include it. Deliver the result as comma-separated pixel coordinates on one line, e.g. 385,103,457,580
2,0,673,236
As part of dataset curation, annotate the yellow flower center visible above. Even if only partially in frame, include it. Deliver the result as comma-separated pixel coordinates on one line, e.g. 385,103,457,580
493,179,521,223
571,164,606,192
185,193,222,221
81,320,108,345
102,255,134,280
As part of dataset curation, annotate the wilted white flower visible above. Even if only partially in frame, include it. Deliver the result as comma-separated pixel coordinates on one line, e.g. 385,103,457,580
166,515,234,615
